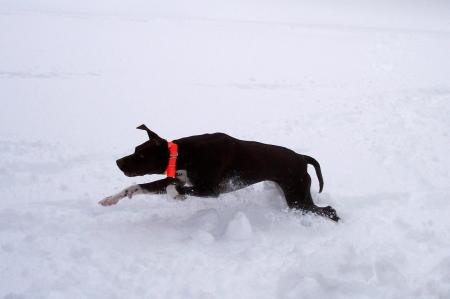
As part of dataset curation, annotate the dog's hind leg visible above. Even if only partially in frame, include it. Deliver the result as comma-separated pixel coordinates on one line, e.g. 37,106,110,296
279,174,339,222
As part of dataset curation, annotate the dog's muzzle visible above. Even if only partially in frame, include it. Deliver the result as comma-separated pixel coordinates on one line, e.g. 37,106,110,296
116,158,140,177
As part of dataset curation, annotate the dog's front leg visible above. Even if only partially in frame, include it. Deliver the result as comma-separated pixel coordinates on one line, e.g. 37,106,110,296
99,178,176,206
99,184,145,206
175,185,220,198
140,179,187,200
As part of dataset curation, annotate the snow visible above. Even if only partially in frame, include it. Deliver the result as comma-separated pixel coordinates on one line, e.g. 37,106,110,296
1,0,450,298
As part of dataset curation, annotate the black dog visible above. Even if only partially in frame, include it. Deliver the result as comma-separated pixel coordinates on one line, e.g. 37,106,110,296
99,125,339,222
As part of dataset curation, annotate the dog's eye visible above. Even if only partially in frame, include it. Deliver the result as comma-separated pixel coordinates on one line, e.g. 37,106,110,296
139,154,145,159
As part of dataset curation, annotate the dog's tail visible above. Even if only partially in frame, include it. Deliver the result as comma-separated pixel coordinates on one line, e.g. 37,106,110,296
303,155,324,193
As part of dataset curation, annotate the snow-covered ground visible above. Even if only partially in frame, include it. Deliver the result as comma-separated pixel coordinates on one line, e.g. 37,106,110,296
1,1,450,298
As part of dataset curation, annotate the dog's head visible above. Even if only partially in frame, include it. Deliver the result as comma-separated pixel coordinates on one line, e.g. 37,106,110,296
116,125,169,177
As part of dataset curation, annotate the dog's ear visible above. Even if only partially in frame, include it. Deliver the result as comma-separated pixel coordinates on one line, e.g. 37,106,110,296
137,124,161,140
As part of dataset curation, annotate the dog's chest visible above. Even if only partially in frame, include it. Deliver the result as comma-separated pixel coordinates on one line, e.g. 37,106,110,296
176,169,192,185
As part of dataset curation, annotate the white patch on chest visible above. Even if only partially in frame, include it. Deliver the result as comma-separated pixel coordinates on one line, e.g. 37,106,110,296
176,169,191,186
165,169,190,200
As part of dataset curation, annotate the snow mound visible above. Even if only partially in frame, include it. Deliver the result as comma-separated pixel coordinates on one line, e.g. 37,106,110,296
225,211,253,240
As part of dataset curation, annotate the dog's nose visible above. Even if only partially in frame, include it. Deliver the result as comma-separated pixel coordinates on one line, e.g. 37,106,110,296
116,158,125,170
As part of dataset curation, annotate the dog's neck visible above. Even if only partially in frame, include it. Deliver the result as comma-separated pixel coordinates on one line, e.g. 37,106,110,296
165,141,178,178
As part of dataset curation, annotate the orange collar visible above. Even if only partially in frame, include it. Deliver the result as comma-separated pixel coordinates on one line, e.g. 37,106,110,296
166,141,178,178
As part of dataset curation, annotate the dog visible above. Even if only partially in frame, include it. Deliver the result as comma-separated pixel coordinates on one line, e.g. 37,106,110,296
99,125,339,222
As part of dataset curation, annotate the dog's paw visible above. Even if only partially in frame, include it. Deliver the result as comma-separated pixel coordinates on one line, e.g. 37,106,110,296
322,206,340,222
98,196,120,206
